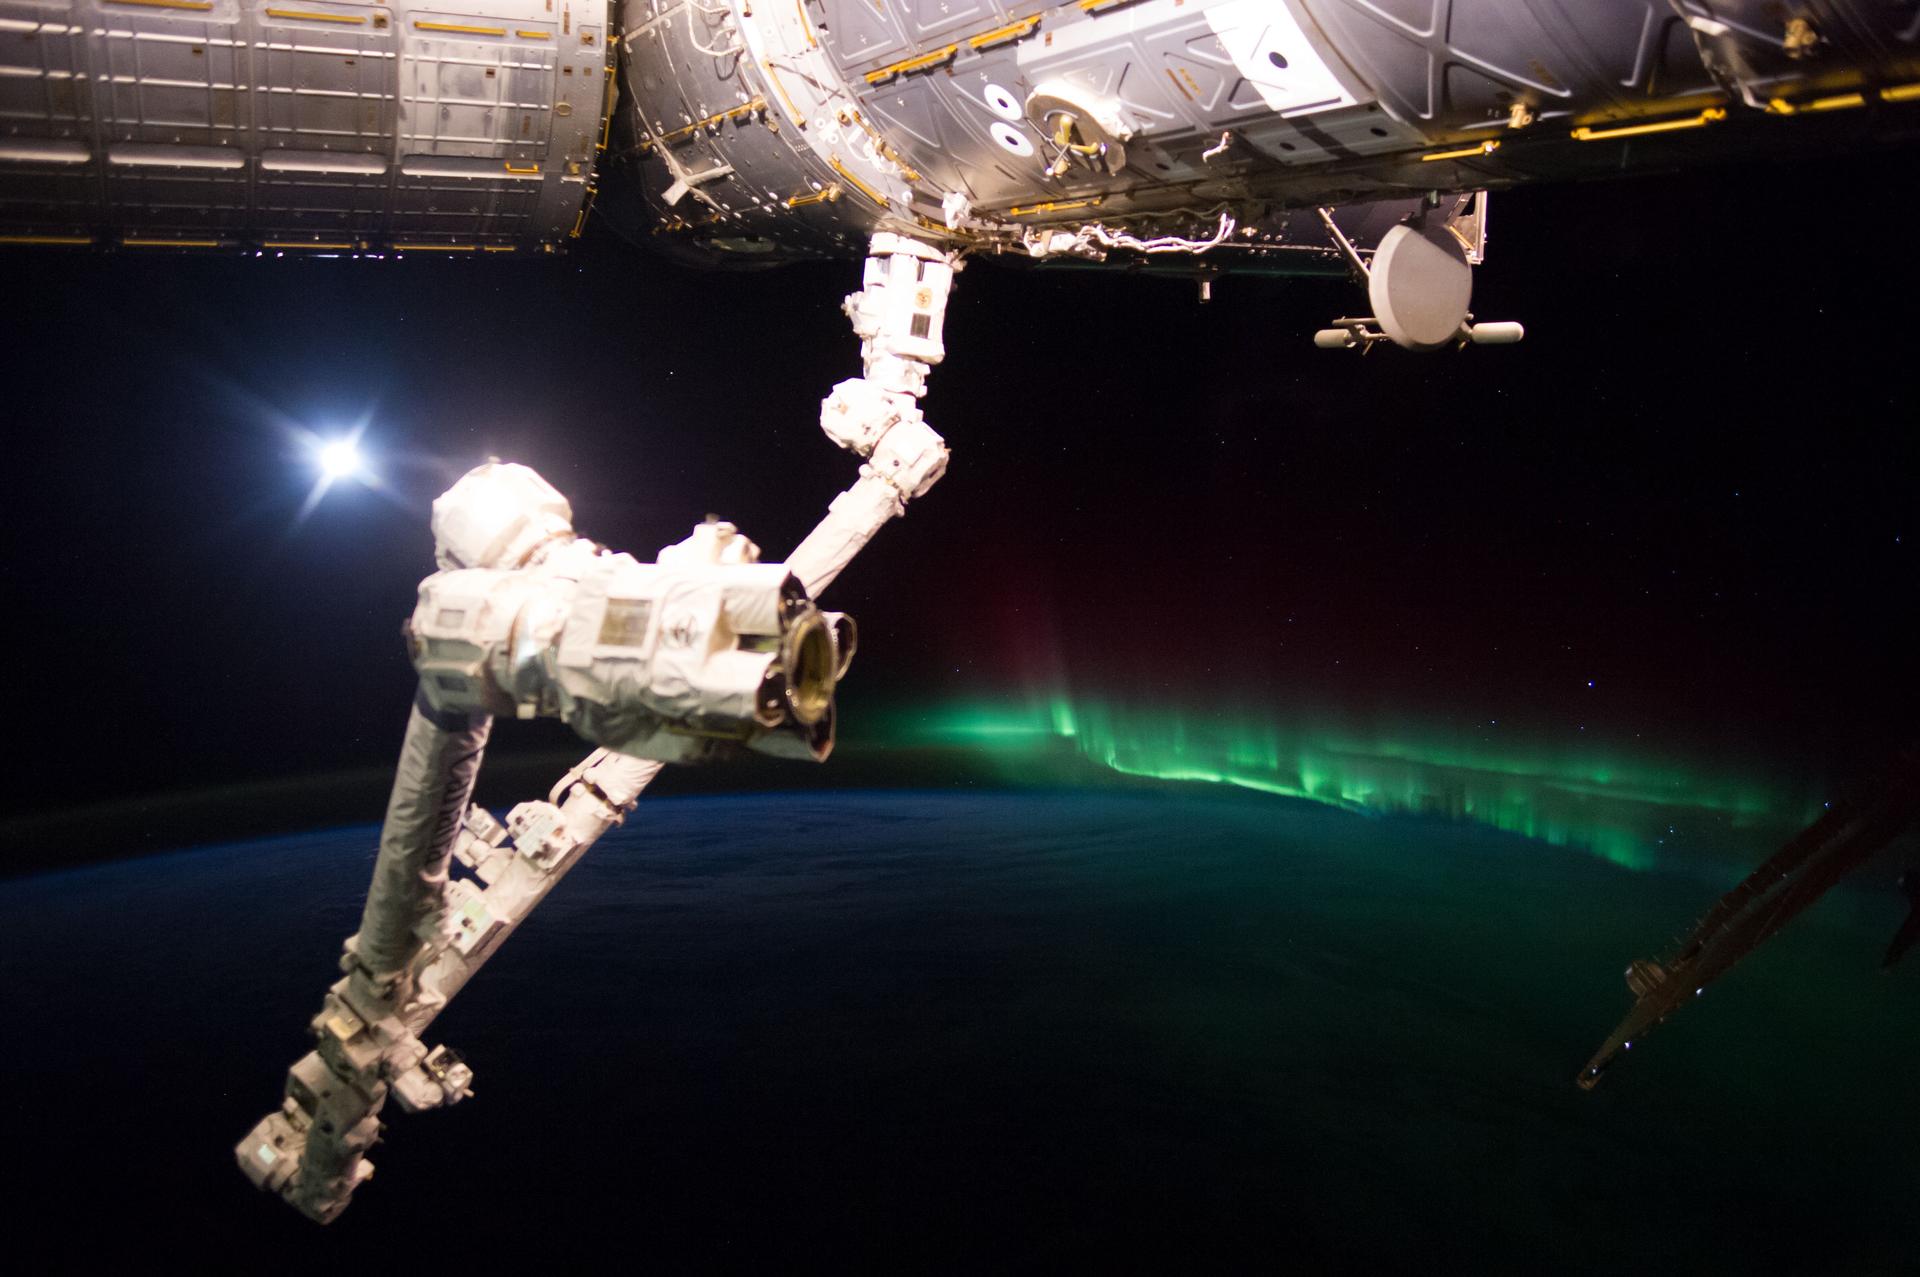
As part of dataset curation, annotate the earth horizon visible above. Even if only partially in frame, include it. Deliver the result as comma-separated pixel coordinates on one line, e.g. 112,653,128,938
5,785,1914,1270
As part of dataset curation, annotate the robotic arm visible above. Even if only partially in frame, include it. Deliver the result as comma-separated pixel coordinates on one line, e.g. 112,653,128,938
788,233,952,597
412,465,855,765
236,234,956,1222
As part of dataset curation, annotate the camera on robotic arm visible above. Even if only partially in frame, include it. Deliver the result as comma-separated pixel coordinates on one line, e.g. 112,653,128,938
407,461,856,764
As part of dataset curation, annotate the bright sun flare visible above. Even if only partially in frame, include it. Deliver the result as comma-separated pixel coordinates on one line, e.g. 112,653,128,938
317,438,361,481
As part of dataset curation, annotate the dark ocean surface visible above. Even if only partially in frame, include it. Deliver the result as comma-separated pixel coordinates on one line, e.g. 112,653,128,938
3,790,1914,1271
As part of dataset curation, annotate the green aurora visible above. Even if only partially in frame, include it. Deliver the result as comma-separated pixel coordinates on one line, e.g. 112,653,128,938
869,696,1823,872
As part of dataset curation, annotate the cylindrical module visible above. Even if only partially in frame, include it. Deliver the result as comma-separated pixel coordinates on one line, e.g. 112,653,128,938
0,0,615,250
609,0,1920,267
4,1,1918,265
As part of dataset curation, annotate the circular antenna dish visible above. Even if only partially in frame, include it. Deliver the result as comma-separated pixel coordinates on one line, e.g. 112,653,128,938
1368,223,1473,352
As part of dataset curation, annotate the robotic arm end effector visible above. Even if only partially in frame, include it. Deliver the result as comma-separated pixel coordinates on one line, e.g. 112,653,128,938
411,464,855,765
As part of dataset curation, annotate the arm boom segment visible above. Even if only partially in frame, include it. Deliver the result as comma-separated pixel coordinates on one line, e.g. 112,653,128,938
237,234,955,1222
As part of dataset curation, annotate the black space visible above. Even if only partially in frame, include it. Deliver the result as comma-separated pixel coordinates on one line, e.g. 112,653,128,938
2,146,1916,850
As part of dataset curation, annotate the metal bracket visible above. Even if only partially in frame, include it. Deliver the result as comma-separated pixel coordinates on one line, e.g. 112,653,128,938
1313,314,1525,352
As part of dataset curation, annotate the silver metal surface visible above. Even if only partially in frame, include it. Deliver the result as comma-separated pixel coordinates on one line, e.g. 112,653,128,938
0,0,614,248
610,0,1920,270
5,0,1917,259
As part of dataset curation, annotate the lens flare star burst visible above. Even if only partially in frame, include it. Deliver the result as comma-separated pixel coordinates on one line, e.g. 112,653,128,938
296,422,376,522
316,437,363,482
